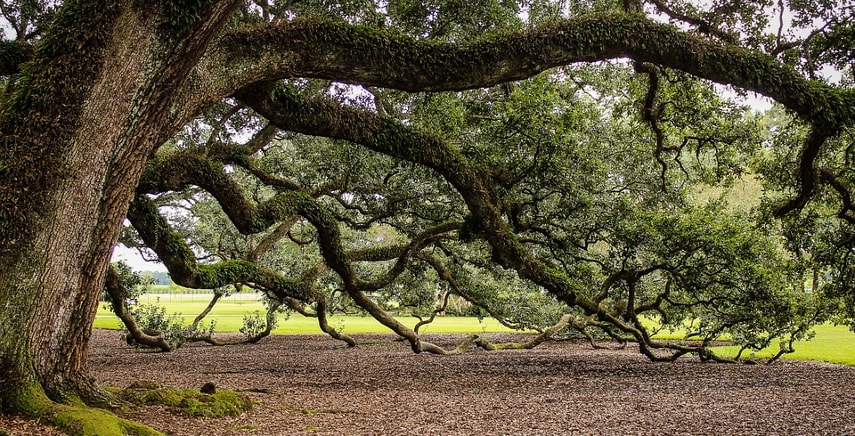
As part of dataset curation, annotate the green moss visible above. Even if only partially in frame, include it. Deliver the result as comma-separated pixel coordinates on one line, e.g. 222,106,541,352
4,380,53,415
120,385,182,406
197,260,258,289
50,405,163,436
118,384,252,418
160,0,215,34
0,375,161,435
0,0,121,255
178,391,252,417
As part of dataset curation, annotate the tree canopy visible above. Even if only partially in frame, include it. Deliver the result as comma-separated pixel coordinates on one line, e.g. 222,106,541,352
1,0,854,432
109,0,855,359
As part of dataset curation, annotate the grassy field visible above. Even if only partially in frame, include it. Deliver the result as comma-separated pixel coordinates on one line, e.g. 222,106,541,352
96,293,855,365
94,293,518,334
711,323,855,365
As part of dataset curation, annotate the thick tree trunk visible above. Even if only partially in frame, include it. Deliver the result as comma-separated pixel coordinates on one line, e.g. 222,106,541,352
0,0,240,418
0,217,117,408
0,1,132,410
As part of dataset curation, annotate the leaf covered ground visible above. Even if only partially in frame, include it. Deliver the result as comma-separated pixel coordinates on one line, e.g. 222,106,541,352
3,329,855,435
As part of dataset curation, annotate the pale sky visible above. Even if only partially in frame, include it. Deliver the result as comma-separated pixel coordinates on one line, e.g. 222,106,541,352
111,245,168,272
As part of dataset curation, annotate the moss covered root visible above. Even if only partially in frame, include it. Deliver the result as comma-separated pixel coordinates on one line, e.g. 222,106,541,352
2,381,162,436
49,405,163,436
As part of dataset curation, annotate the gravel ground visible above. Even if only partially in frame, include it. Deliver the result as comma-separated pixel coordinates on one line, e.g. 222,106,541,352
3,329,855,435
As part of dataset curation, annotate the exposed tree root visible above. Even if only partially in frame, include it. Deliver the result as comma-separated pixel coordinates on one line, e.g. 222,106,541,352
47,404,162,436
3,381,162,436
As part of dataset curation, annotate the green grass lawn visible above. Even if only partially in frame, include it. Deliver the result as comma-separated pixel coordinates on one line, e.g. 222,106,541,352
96,293,855,365
637,317,855,365
94,293,518,334
710,323,855,365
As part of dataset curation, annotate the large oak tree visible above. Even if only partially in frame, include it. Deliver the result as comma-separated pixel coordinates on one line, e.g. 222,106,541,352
1,0,853,433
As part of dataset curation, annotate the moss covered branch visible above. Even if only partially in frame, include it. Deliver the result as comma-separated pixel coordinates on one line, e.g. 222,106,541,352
208,14,855,219
208,14,855,129
471,314,573,351
105,265,174,352
126,195,312,302
238,83,586,309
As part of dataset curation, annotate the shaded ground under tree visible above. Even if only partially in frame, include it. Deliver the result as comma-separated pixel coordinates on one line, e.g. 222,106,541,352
5,329,854,435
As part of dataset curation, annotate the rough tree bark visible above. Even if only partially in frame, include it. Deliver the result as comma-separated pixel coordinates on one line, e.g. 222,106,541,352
0,0,242,427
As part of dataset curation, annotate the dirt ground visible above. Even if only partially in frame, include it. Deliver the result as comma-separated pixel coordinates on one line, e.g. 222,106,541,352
3,329,855,435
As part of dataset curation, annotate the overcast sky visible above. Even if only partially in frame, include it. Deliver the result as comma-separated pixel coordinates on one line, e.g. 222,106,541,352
112,245,168,272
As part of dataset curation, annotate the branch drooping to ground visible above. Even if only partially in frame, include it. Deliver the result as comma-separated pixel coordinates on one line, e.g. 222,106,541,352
105,265,174,352
237,83,815,363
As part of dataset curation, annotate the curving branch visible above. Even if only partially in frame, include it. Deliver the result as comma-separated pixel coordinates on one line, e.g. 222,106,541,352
236,83,588,312
296,226,463,353
352,221,461,291
248,217,299,262
291,221,459,354
470,314,573,351
201,14,855,130
190,289,225,331
126,194,313,302
772,125,831,217
819,168,855,225
104,265,173,352
412,291,452,335
185,298,282,346
634,61,672,190
138,151,293,234
314,298,357,347
415,252,541,333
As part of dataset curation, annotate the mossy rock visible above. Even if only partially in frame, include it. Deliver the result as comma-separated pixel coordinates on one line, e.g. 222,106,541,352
118,383,252,417
177,391,252,417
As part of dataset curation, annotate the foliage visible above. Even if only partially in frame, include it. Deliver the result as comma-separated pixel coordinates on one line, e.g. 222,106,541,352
102,261,154,310
240,310,276,339
122,297,216,349
712,322,855,366
123,302,184,347
100,0,855,360
2,2,855,430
